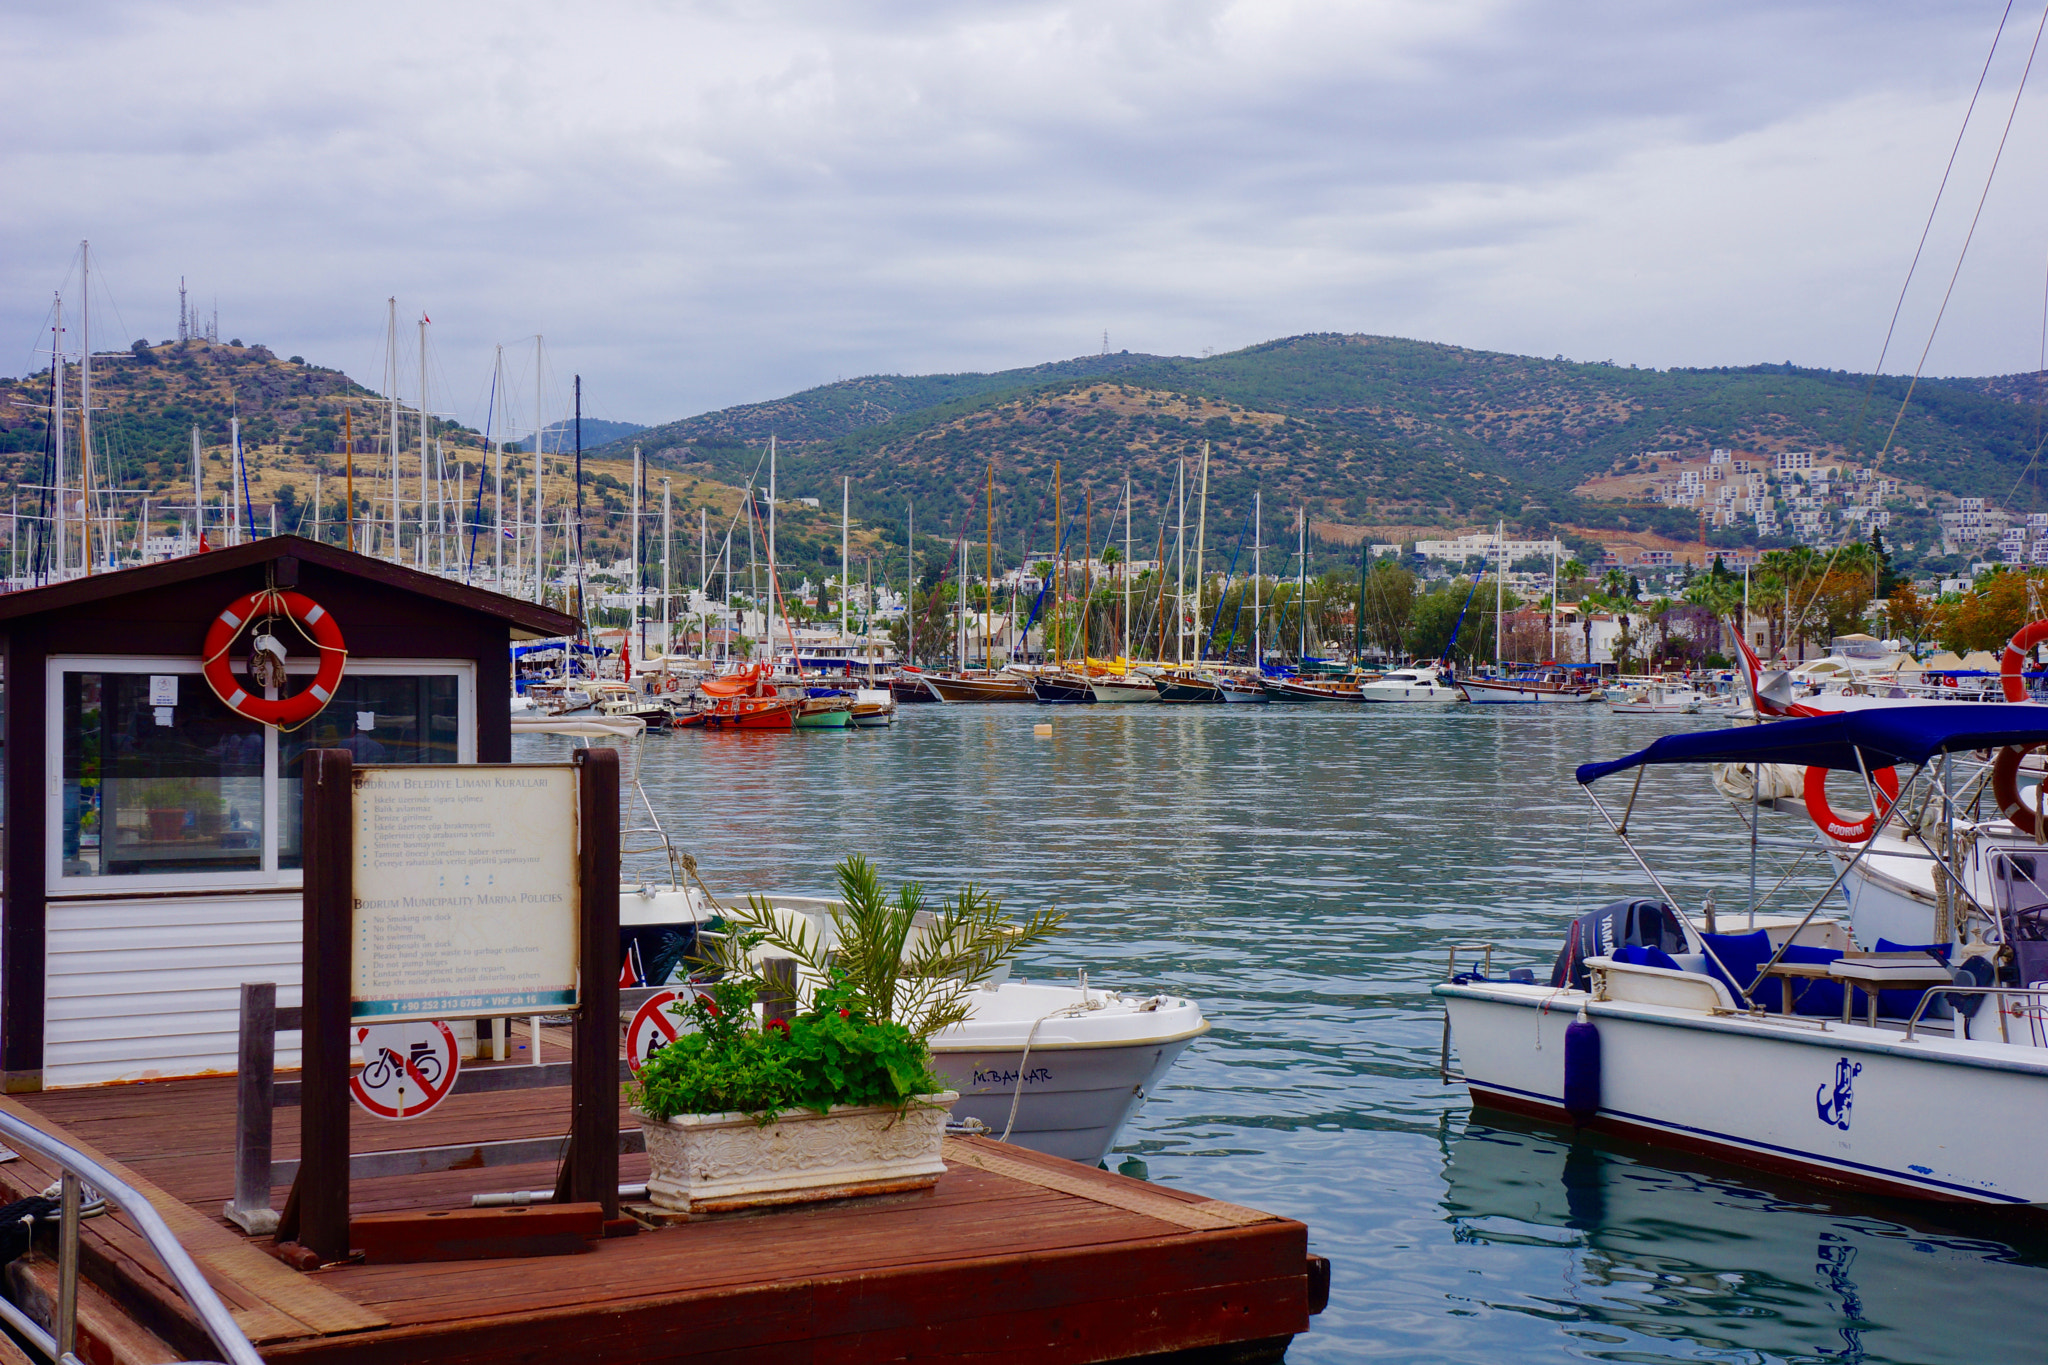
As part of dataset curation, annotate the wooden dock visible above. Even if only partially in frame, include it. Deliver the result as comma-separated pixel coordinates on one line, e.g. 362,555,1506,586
0,1066,1324,1364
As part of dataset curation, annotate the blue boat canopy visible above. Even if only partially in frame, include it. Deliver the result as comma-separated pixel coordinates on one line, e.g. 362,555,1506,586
1575,704,2048,786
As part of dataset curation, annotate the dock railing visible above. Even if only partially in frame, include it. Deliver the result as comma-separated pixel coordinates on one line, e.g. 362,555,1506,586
0,1105,262,1365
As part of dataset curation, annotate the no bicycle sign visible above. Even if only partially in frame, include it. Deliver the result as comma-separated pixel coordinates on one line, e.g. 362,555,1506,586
350,1020,461,1120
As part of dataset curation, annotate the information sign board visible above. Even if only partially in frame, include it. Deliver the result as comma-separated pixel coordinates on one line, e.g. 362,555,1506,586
350,764,579,1021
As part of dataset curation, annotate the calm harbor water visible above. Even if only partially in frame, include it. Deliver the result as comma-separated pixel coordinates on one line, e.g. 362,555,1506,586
520,703,2048,1364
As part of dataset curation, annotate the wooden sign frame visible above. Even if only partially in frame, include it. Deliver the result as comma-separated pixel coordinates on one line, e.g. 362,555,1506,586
295,746,620,1262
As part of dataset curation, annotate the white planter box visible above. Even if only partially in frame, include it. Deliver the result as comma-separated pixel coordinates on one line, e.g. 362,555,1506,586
634,1091,958,1214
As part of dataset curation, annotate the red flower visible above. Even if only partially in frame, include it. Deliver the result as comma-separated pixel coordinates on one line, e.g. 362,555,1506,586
839,1009,850,1019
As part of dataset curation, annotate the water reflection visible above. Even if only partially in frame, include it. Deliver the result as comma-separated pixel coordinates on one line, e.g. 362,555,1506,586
1442,1116,2048,1364
516,704,2048,1363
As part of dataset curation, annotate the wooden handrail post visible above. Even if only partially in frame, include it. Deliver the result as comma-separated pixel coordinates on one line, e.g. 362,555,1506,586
566,747,620,1217
299,748,353,1262
223,982,279,1235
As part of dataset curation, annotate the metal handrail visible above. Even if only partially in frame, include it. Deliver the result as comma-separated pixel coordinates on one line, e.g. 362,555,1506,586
0,1106,260,1365
1904,983,2048,1044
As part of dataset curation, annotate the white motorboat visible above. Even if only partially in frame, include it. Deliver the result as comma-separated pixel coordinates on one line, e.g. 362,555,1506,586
1438,705,2048,1207
926,978,1207,1162
1356,664,1462,704
625,887,1209,1165
1606,678,1705,714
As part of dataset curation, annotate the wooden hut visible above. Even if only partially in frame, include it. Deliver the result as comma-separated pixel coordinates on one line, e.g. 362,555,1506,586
0,536,576,1091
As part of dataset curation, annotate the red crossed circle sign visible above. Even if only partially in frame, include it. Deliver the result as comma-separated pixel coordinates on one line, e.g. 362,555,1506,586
350,1021,461,1120
627,989,711,1076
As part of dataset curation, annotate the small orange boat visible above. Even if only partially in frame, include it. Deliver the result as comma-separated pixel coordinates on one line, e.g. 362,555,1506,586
675,665,802,730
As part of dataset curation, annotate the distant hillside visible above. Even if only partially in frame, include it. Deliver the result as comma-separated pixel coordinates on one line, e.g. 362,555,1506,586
509,417,647,453
0,342,754,571
599,334,2048,567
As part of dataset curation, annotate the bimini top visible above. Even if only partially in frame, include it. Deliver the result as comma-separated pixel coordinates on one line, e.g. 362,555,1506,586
1575,703,2048,786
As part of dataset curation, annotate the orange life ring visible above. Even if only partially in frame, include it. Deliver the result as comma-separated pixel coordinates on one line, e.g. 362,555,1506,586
2002,618,2048,702
201,589,347,728
1992,744,2046,836
1803,764,1902,843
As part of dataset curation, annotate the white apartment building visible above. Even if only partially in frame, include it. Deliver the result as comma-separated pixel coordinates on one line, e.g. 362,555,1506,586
1413,533,1565,562
1776,450,1816,473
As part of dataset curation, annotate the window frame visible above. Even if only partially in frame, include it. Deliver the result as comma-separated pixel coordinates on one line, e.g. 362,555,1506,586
46,655,475,894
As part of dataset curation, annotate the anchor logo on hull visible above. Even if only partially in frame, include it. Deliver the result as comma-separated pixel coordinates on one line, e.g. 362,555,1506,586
1816,1057,1862,1131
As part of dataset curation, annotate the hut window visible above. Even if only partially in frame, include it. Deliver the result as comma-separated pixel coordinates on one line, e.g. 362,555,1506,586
60,672,266,877
277,674,461,870
52,662,470,886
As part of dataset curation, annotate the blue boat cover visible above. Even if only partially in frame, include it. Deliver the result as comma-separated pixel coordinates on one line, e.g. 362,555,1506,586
1574,703,2048,785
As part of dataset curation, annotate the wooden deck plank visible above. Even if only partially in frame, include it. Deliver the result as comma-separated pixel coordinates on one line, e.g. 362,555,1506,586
10,1075,1314,1365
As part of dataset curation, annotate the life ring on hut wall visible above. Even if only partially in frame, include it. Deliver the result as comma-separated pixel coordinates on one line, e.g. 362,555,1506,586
1992,745,2048,837
2002,618,2048,703
201,588,348,728
1803,764,1902,843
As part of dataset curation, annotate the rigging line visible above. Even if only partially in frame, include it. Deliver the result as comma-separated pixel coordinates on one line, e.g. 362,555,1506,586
1875,0,2048,468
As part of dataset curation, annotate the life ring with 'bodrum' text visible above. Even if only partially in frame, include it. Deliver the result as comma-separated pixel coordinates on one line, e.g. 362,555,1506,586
2002,618,2048,703
201,588,347,728
1803,764,1901,843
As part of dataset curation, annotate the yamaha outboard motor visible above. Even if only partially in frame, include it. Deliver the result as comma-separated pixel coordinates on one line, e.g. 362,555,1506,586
1549,899,1686,992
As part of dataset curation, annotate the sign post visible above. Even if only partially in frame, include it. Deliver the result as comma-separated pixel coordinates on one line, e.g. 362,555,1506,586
290,746,620,1263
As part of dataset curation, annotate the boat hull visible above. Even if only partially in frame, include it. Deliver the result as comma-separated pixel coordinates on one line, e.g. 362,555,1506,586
1440,981,2048,1206
1458,679,1600,705
1263,679,1358,702
889,673,940,703
923,672,1037,703
929,1037,1197,1164
1154,677,1225,703
1030,676,1096,704
1088,678,1159,704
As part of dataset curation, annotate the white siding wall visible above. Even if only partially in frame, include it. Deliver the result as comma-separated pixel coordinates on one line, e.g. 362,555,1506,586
45,892,302,1088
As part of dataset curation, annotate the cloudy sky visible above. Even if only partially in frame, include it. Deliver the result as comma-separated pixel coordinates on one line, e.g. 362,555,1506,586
5,1,2046,430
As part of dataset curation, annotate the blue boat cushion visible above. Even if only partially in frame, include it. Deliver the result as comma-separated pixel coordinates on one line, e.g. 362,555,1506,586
1613,944,1684,971
1700,930,1845,1015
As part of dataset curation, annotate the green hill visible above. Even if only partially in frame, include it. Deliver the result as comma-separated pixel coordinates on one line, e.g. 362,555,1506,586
593,334,2048,568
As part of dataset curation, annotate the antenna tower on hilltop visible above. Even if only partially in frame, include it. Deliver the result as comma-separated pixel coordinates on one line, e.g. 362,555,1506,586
1101,330,1108,355
178,278,188,343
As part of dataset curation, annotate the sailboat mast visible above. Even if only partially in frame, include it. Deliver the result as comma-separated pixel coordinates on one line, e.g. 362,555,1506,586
1297,507,1306,659
662,478,672,660
80,243,94,573
51,299,66,578
1494,519,1503,669
957,534,967,673
386,299,399,559
1053,462,1063,663
1252,492,1262,669
342,413,354,551
843,475,851,641
493,345,505,589
1174,462,1187,665
985,463,995,669
532,336,546,603
231,417,244,544
1123,477,1132,663
419,317,433,567
633,445,644,663
1194,442,1209,662
573,375,585,644
906,498,915,667
766,436,777,672
1549,538,1558,663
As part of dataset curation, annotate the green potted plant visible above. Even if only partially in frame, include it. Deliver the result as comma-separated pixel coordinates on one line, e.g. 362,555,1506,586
627,857,1064,1214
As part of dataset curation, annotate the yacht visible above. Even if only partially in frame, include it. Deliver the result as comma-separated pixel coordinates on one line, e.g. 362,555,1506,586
1438,705,2048,1207
1355,664,1461,704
